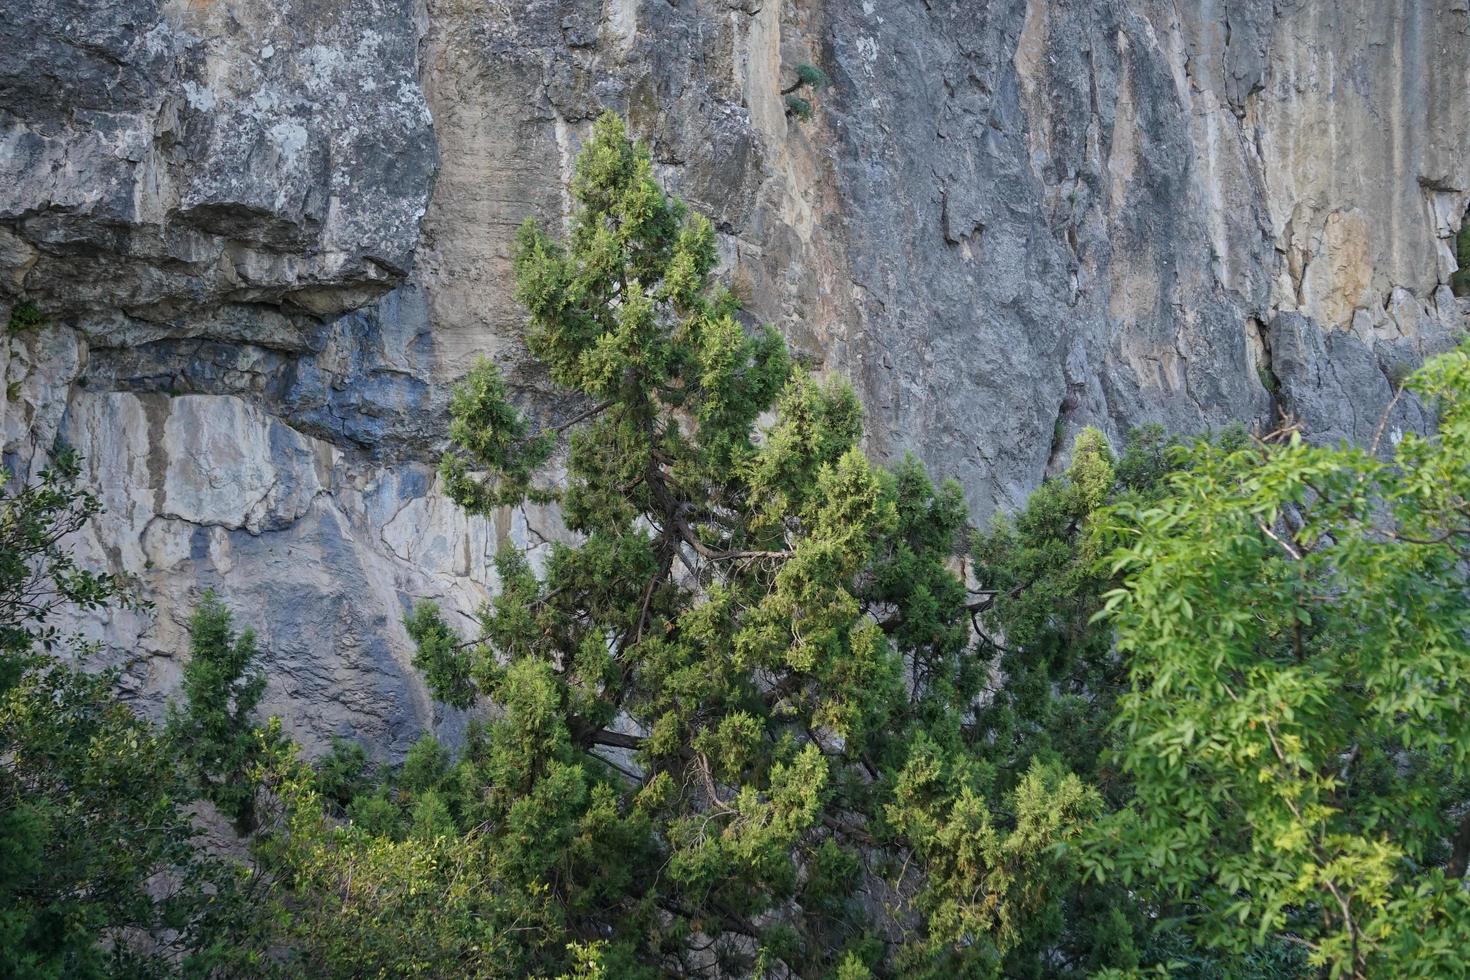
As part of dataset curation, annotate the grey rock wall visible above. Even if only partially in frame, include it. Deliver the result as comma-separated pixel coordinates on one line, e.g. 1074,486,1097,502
1,0,1466,753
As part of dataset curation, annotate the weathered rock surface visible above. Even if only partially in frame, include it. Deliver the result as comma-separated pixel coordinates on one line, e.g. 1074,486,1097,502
1,0,434,324
1,0,1466,752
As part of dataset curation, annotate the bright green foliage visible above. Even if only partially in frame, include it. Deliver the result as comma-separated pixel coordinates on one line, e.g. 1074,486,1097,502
885,741,1102,977
558,941,613,979
966,425,1226,795
961,424,1301,978
252,732,559,979
406,112,1101,976
168,591,267,831
1084,347,1470,978
864,455,976,729
0,455,250,978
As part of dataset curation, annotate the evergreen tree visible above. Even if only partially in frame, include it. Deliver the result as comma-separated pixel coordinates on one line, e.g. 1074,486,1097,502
168,591,267,832
408,112,1098,976
970,427,1125,793
969,424,1310,977
249,727,559,979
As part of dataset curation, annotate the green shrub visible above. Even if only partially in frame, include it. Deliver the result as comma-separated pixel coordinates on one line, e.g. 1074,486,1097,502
314,737,372,812
784,94,813,120
794,62,831,89
782,61,829,123
5,303,43,334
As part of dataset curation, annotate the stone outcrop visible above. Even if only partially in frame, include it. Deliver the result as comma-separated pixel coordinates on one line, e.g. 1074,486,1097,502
2,0,1466,753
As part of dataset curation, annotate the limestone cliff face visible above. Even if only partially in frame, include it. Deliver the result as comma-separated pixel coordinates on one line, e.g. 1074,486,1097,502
2,0,1466,753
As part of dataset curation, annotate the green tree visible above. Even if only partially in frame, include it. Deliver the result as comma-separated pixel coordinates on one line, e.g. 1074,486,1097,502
168,591,267,832
959,428,1157,976
1084,348,1470,978
249,728,558,979
960,425,1284,977
406,111,1100,976
0,449,122,678
312,736,373,813
970,428,1125,792
0,453,253,978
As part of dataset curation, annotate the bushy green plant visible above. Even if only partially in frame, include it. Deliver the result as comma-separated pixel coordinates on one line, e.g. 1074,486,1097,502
167,591,267,831
794,63,831,90
1084,346,1470,978
971,429,1161,798
399,733,450,794
784,95,813,121
252,734,557,978
781,61,830,122
0,454,252,978
312,736,372,813
6,302,44,334
1257,363,1279,393
408,112,1103,976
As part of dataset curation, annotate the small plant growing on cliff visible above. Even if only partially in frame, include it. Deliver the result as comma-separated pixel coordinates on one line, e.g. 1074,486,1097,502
784,94,814,121
5,302,43,334
782,61,830,122
1256,362,1279,393
1384,358,1415,389
791,62,831,90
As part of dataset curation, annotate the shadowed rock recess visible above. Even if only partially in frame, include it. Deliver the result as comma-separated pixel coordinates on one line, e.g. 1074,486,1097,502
2,0,1466,753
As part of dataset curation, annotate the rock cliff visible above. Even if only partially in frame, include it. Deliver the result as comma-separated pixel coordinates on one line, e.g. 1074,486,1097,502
2,0,1466,753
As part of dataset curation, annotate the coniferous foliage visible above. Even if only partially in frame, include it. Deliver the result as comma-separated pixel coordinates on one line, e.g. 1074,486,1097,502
6,111,1470,980
782,62,830,122
169,591,268,832
406,112,1103,977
